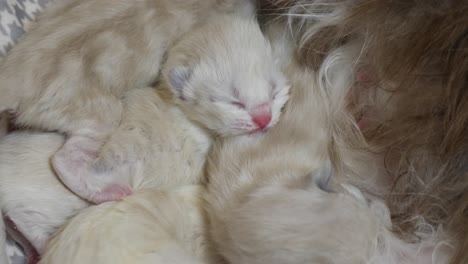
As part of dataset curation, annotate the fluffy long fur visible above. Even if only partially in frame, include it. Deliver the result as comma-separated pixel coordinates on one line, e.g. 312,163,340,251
258,0,468,263
203,16,456,263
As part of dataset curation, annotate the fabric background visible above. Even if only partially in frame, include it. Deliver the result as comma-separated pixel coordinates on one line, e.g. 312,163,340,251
0,0,51,57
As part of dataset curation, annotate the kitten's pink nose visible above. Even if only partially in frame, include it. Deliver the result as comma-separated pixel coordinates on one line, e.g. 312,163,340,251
251,103,272,130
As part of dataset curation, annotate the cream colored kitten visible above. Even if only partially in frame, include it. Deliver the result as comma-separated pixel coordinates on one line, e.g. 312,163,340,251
204,36,333,264
0,15,289,260
0,0,252,203
39,186,212,264
52,13,289,203
0,86,207,259
0,133,89,257
204,25,453,264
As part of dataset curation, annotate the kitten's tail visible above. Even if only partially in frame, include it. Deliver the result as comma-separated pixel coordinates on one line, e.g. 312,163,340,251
0,211,10,264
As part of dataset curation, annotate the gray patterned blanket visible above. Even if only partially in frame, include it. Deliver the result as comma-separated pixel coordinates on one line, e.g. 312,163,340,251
0,0,51,57
1,1,53,263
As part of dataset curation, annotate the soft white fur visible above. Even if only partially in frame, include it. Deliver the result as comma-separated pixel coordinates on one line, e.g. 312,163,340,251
39,186,212,264
0,10,291,263
53,11,289,203
52,86,213,204
163,14,289,137
51,11,289,204
0,0,255,204
204,24,453,264
0,85,209,257
0,132,90,256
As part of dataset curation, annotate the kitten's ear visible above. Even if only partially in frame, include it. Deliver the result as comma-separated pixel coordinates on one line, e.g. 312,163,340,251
311,161,334,193
167,66,192,99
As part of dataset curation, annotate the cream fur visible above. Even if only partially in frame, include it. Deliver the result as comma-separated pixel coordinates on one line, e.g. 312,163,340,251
0,9,292,262
0,85,210,256
49,9,290,204
39,186,212,264
53,12,289,204
0,132,89,255
163,14,289,137
0,0,254,204
204,23,453,264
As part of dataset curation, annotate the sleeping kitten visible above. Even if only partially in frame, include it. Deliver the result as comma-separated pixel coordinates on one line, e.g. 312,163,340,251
0,132,90,259
0,85,208,261
204,23,452,264
39,186,213,264
204,34,335,264
0,0,253,203
52,13,290,203
0,14,289,260
0,87,209,263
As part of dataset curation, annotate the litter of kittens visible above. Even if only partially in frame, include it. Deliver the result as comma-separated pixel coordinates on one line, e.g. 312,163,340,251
0,0,465,264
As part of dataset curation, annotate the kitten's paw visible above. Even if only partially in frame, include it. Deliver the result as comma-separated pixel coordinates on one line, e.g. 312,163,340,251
91,184,133,204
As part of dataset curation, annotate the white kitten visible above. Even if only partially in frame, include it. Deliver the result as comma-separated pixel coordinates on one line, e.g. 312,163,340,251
163,14,289,137
0,85,207,260
0,14,289,262
52,13,290,203
39,186,213,264
204,24,453,264
0,0,254,204
0,132,90,257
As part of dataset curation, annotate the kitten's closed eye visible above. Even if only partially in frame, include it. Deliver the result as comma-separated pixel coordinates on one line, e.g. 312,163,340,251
231,101,245,109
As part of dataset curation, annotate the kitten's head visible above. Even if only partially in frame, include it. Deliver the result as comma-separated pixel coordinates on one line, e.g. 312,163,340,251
164,15,290,137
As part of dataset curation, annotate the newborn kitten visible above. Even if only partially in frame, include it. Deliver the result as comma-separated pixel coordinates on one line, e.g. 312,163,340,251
204,25,452,264
0,84,209,258
53,13,289,203
0,0,252,203
0,132,90,259
0,13,289,260
40,186,212,264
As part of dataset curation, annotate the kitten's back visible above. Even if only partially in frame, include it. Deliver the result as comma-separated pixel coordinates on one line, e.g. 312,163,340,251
40,186,210,264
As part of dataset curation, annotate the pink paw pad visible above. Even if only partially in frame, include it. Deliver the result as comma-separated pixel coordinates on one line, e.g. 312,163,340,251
92,185,133,204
